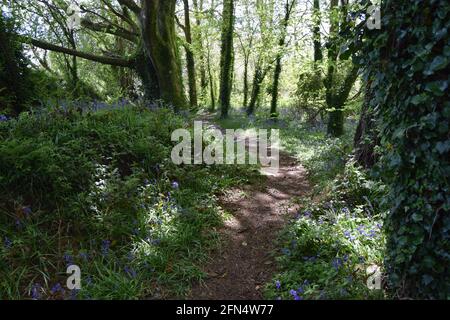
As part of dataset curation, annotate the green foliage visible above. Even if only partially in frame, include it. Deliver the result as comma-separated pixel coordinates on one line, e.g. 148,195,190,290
359,0,450,299
0,106,257,299
266,162,387,300
0,13,33,114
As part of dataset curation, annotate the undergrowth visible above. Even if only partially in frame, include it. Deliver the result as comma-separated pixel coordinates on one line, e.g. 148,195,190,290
0,106,258,299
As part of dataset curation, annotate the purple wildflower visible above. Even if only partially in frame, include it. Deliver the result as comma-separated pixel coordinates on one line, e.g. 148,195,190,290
332,257,343,271
275,280,281,290
4,236,12,249
172,181,179,189
64,253,74,266
50,283,64,295
124,266,137,278
31,283,42,300
79,252,89,261
0,115,8,122
101,240,111,256
22,206,32,216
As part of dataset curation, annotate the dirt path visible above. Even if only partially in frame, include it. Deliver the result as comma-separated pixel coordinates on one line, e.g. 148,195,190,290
189,119,310,300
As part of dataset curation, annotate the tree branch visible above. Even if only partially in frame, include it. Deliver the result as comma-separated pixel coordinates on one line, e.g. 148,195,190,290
117,0,141,15
25,38,133,68
81,19,138,42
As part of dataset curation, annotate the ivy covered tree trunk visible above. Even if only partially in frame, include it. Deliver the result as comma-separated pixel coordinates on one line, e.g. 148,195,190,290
182,0,198,109
312,0,323,63
140,0,187,110
219,0,235,118
192,0,208,106
354,80,379,168
269,0,296,118
363,0,450,298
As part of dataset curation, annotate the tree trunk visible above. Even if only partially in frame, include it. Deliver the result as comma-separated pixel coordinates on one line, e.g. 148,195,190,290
219,0,235,118
139,0,187,110
326,65,358,137
269,55,282,117
182,0,198,109
325,0,359,137
313,0,323,63
269,0,295,118
192,0,208,106
354,80,379,168
247,64,267,115
243,54,249,108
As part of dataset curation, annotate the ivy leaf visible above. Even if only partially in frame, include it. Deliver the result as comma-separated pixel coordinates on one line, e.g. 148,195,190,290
422,274,433,286
425,81,448,97
410,94,427,106
436,141,450,154
424,56,448,76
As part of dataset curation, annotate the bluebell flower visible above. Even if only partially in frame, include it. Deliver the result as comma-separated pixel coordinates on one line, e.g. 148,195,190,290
124,266,137,278
172,181,179,189
31,283,42,300
64,253,74,266
303,210,312,218
340,288,349,297
50,283,64,295
151,239,161,246
275,280,281,290
332,257,343,271
127,252,135,261
101,240,111,256
22,206,32,216
4,236,12,249
79,252,89,261
0,115,8,122
70,289,80,300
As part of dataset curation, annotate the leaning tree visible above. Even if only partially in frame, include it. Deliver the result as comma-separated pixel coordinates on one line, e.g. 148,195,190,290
15,0,187,110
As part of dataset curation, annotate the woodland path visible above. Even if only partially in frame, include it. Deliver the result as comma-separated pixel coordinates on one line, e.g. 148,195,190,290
189,116,310,300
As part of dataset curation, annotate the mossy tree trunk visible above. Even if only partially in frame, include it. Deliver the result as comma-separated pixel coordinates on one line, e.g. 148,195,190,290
140,0,187,110
192,0,208,106
181,0,198,109
219,0,235,118
269,0,296,119
354,80,379,168
325,0,358,137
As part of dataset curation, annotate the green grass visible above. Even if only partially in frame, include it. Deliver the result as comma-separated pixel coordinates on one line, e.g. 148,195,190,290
0,106,258,299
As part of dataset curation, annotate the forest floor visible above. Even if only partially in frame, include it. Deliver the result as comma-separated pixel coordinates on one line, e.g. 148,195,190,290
189,117,310,299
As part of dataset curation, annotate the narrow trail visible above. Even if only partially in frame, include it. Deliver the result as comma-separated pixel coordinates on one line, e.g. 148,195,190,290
189,118,310,300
